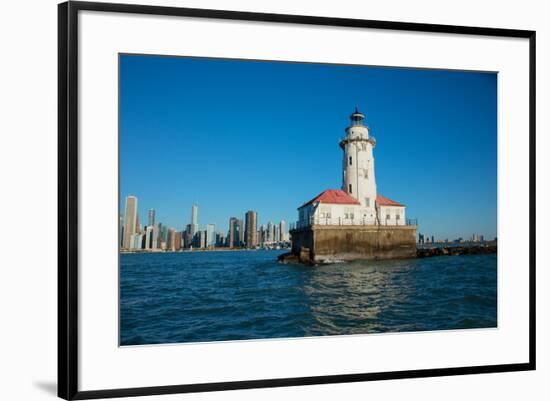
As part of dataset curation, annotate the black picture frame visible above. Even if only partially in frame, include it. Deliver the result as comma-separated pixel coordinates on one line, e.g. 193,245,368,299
58,1,536,399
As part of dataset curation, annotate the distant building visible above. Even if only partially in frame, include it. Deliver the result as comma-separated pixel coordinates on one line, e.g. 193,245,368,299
151,223,161,250
245,211,258,248
228,217,243,248
206,224,216,247
123,195,138,249
191,205,199,236
166,228,176,251
184,224,194,248
133,233,143,250
160,225,168,249
279,220,286,242
129,233,138,250
148,209,156,227
136,213,141,234
266,222,274,243
144,226,154,250
216,232,226,247
174,231,182,251
198,230,207,249
431,235,435,244
262,225,267,244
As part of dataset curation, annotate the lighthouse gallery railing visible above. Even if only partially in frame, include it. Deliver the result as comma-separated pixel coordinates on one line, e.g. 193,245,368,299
290,217,418,230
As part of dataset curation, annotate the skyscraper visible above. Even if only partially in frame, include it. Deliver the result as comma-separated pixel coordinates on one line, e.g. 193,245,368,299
245,211,258,248
206,224,216,247
144,225,153,250
198,230,207,249
123,195,138,249
191,204,199,236
167,228,177,251
148,209,156,227
279,220,286,242
216,232,226,247
133,233,143,250
174,231,182,251
160,225,168,249
228,217,243,248
184,224,194,248
267,221,274,243
135,213,141,234
152,223,160,250
258,224,266,245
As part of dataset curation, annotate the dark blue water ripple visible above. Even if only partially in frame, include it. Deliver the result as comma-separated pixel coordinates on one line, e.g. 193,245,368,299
120,250,497,345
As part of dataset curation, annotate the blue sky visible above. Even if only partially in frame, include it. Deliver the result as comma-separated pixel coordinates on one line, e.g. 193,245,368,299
120,54,497,240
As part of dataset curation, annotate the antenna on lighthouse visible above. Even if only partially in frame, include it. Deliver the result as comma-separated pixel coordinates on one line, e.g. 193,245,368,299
350,106,365,126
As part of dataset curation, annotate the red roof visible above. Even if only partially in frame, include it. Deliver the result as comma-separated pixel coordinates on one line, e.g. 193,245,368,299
300,189,360,208
299,190,404,208
376,194,404,207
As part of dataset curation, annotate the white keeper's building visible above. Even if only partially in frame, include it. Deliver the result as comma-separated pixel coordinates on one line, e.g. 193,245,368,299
297,108,406,228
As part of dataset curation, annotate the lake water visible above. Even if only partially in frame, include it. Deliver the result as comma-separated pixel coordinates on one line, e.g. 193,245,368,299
120,250,497,345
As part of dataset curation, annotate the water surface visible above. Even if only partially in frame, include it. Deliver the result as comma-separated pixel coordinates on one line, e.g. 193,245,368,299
120,250,497,345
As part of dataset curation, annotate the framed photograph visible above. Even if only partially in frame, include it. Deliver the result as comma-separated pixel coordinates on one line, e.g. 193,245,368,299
58,1,535,399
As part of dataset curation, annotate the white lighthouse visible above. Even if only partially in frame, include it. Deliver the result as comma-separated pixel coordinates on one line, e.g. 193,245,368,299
296,107,407,228
340,107,377,212
290,107,415,263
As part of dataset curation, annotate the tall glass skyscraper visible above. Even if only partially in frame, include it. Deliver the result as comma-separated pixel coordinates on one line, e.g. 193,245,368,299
228,217,243,248
123,195,138,249
148,209,156,227
279,220,286,242
206,224,216,247
191,204,199,236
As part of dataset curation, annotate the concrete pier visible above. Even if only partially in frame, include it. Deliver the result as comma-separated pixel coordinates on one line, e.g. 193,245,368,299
289,224,417,264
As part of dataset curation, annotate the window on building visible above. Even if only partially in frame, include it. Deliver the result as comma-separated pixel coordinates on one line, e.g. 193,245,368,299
365,198,370,207
349,184,352,193
320,206,332,219
349,156,352,166
396,214,400,220
386,214,390,220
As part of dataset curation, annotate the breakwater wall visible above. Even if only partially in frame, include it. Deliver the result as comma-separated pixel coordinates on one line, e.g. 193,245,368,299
417,245,497,258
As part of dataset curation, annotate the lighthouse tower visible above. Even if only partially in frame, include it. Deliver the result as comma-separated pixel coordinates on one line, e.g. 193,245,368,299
290,108,415,263
340,107,377,212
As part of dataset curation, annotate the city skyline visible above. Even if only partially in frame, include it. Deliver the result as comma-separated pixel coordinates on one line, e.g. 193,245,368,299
120,195,290,251
120,55,497,239
120,196,289,235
